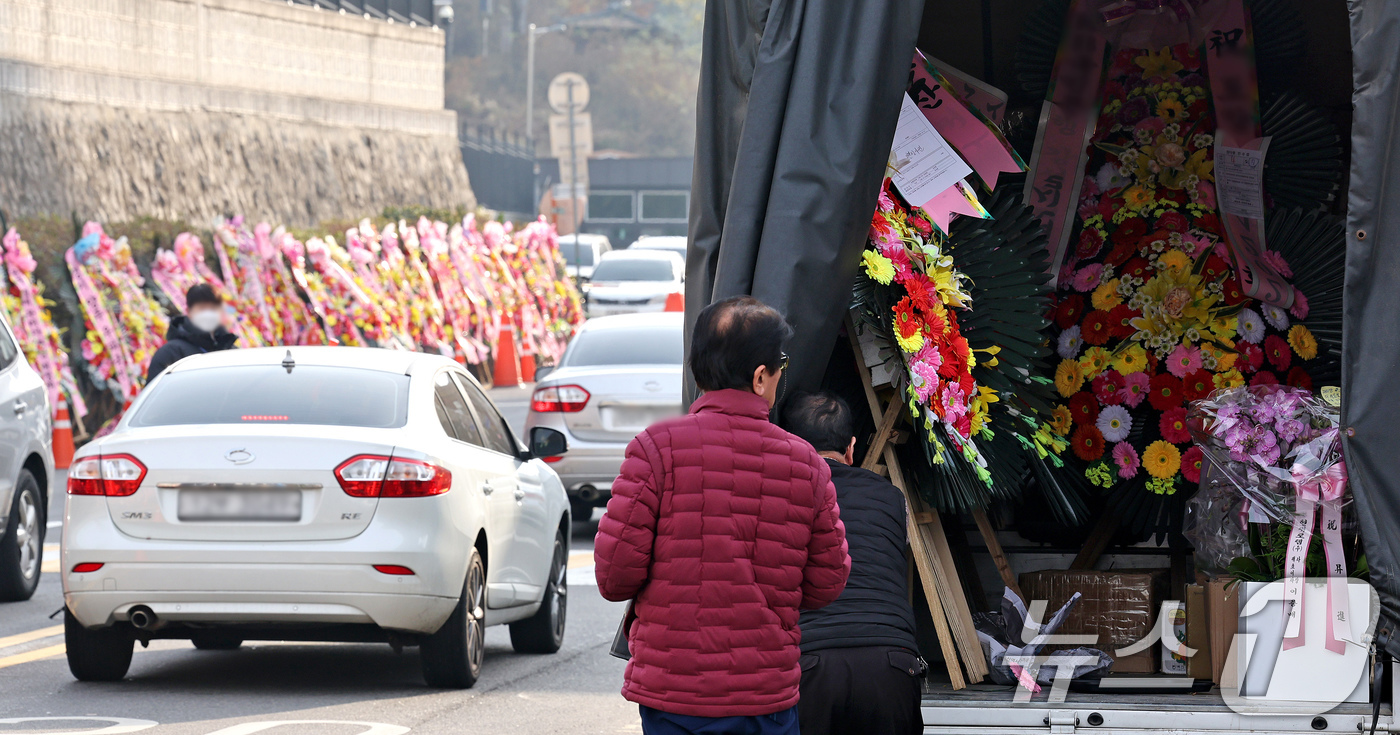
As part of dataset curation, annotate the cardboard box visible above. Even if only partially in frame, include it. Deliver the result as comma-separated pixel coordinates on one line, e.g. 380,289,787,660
1185,584,1213,680
1206,578,1239,686
1019,569,1169,674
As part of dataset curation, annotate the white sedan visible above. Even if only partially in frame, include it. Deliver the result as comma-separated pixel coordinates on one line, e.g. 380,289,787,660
61,346,572,688
583,250,685,318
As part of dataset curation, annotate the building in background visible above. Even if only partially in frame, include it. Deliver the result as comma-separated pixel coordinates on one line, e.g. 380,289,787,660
536,156,691,247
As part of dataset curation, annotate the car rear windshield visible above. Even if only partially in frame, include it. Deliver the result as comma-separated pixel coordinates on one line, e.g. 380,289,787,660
560,244,596,266
131,366,411,428
563,327,683,367
590,258,674,282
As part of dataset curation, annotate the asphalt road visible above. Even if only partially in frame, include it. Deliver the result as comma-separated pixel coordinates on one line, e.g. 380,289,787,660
0,385,640,734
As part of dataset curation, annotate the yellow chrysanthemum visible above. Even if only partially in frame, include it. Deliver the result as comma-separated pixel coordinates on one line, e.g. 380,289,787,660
895,328,925,354
1092,280,1123,311
1289,324,1318,361
1143,440,1182,480
1079,346,1113,379
1112,344,1149,375
1055,359,1086,397
1050,405,1073,437
863,250,895,285
1213,369,1245,391
1158,249,1191,277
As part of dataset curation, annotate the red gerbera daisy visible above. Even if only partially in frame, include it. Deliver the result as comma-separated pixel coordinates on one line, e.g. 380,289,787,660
1110,217,1147,247
1076,229,1105,260
958,371,976,398
1236,342,1264,373
1148,373,1184,411
903,275,939,315
1082,310,1114,346
1181,445,1205,484
1157,212,1189,232
1159,407,1190,443
1249,370,1279,387
1287,366,1313,391
1221,278,1245,305
1108,305,1139,339
1055,295,1086,330
1196,213,1223,236
1093,369,1125,405
1069,391,1100,425
1181,369,1214,402
1263,334,1292,372
1121,257,1153,282
1201,254,1230,281
893,297,919,339
1072,424,1107,461
1105,242,1138,268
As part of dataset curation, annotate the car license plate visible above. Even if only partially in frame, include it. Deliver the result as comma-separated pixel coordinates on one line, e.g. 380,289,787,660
177,489,302,522
603,405,678,431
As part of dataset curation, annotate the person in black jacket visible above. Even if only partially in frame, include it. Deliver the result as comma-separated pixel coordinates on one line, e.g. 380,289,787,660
145,284,238,383
780,391,924,735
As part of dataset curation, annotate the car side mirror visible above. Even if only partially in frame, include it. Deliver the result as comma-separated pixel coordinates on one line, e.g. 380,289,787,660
534,365,554,381
530,426,568,459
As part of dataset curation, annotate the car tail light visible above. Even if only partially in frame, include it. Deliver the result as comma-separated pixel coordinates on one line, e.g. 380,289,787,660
335,455,452,498
72,562,104,573
531,385,590,413
67,454,147,497
373,564,415,575
543,455,564,463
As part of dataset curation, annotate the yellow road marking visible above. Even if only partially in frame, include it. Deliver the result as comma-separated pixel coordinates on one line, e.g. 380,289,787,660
0,643,64,670
42,559,59,573
0,624,62,650
567,550,593,569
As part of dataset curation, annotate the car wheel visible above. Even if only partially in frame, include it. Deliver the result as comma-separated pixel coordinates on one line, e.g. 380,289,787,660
569,498,593,524
0,469,43,602
64,609,134,682
191,633,244,650
420,548,485,688
509,530,567,654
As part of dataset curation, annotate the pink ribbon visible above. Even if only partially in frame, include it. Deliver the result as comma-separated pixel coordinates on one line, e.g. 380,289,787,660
1283,459,1351,655
908,51,1025,192
66,248,136,400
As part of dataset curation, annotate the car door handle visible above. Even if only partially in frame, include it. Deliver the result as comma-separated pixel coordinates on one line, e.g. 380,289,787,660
513,487,526,502
12,400,26,415
482,481,495,496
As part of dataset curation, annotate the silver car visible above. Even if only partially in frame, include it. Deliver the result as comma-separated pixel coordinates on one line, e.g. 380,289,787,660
524,313,683,521
0,312,55,601
559,234,613,282
583,250,685,318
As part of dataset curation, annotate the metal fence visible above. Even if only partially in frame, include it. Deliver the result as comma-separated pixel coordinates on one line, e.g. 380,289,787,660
285,0,437,26
460,124,538,216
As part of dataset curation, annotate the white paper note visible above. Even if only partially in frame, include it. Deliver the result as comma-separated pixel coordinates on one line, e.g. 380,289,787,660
889,93,973,207
1215,136,1271,221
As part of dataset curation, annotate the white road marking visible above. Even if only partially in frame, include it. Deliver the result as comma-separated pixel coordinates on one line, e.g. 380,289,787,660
567,565,596,587
47,520,63,529
204,722,409,735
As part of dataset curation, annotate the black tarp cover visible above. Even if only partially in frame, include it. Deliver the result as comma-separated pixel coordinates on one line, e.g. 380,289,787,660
685,0,925,403
1344,0,1400,658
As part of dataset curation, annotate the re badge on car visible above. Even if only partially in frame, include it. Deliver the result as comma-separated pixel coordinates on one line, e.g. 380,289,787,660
224,448,255,465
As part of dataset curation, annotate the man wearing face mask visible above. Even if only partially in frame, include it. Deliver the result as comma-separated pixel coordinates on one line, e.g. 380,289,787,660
146,283,238,383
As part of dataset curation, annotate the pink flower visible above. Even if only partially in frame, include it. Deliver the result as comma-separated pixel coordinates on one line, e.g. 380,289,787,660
1193,181,1217,210
1120,371,1150,407
878,188,896,213
1182,232,1213,258
1290,288,1310,320
1262,250,1293,278
941,384,968,421
1072,263,1105,292
1093,369,1126,405
1113,442,1141,479
1166,344,1202,378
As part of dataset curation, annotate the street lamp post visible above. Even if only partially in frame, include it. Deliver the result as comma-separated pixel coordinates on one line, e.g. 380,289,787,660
526,22,566,209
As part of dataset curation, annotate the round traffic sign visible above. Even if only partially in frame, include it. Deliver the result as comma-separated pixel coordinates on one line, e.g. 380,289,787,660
547,73,590,114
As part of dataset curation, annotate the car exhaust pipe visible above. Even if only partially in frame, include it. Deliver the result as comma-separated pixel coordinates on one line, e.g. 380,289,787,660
128,606,159,630
577,485,599,502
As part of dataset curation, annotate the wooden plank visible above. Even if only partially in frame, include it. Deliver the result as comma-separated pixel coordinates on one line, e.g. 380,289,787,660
906,482,989,683
1070,511,1119,570
972,508,1022,599
885,448,966,690
860,397,903,472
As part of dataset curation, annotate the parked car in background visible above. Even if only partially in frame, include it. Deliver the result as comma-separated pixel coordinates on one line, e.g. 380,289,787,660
629,235,688,263
583,250,685,318
558,234,613,282
0,312,54,602
62,346,571,688
525,313,683,522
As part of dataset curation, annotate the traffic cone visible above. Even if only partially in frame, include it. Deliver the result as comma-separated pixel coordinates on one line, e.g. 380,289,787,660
520,353,537,382
52,405,75,470
664,291,685,312
492,316,524,388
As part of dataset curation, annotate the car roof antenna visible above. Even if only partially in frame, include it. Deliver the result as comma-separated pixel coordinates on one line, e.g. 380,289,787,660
282,350,296,374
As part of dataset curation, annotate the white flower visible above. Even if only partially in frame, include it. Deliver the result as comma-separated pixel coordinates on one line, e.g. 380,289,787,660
1262,304,1289,331
1097,405,1132,442
1238,308,1265,343
1057,326,1083,359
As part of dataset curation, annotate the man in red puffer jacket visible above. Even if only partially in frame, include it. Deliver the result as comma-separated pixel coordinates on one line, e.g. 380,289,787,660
596,296,851,735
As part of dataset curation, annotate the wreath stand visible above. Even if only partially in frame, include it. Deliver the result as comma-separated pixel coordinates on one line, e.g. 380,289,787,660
843,318,1012,689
